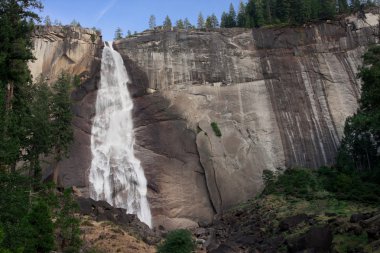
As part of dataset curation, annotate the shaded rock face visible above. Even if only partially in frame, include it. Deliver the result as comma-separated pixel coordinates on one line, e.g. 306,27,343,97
113,14,379,226
29,26,103,187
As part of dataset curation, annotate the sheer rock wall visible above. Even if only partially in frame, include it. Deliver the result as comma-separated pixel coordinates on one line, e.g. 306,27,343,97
29,13,379,229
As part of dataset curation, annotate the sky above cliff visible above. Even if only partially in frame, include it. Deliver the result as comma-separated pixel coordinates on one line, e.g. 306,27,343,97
39,0,242,40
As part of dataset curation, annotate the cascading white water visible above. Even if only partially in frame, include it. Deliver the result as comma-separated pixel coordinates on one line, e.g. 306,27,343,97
89,42,152,228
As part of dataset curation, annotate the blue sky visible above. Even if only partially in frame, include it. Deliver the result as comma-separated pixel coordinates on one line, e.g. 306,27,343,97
39,0,243,40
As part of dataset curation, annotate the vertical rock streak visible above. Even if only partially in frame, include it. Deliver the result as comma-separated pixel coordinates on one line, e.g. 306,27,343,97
89,42,152,228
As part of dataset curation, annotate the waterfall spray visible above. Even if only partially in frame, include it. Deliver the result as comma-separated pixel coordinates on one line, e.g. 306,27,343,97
89,42,152,228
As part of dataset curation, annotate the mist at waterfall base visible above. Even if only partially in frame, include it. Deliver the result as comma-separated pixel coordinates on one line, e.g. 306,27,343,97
89,42,152,228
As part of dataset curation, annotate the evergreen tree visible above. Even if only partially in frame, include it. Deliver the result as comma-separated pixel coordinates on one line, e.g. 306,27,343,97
221,11,229,27
44,15,51,26
275,0,291,22
24,202,54,253
210,13,220,28
70,19,81,27
149,15,156,30
127,30,132,37
114,27,123,40
237,1,247,27
176,19,184,29
338,0,349,13
56,189,81,252
338,46,380,184
163,15,172,30
24,79,53,179
197,12,205,29
320,0,336,19
51,74,74,161
205,16,213,28
0,172,31,251
184,18,193,29
0,0,43,171
228,3,237,27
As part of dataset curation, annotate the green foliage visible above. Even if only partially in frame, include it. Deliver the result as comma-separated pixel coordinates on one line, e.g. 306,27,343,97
163,15,172,30
55,189,81,253
51,73,74,161
333,234,368,253
24,202,55,253
197,12,205,29
157,229,195,253
176,19,184,29
211,122,222,137
338,45,380,185
263,168,321,198
220,0,376,28
0,0,42,171
149,15,156,30
318,167,380,203
90,34,96,43
221,3,237,28
262,167,380,204
183,18,193,30
114,27,123,40
205,14,219,28
0,172,30,251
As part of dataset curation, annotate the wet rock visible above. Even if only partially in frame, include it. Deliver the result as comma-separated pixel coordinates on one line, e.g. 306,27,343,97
288,226,333,253
350,213,373,223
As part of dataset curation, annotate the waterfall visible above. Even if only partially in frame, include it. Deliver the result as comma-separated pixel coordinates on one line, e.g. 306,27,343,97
89,42,152,228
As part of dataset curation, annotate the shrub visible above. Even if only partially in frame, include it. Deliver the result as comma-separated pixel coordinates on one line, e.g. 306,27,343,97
157,229,195,253
263,168,321,199
211,122,222,137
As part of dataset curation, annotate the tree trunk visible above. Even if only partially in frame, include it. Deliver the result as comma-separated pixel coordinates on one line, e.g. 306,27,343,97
5,82,14,111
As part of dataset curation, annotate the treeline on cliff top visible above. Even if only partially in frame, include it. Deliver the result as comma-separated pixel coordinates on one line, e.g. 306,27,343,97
141,0,377,33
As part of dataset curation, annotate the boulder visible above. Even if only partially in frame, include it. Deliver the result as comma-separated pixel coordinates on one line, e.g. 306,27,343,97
279,214,310,231
288,226,333,253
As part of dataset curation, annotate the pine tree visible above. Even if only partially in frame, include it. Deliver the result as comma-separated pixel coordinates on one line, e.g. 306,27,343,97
149,15,156,30
127,30,132,37
56,189,82,252
227,3,237,27
197,12,205,29
24,79,53,179
221,11,229,27
0,0,43,172
338,46,380,183
24,202,54,253
114,27,123,40
163,15,172,30
184,18,193,29
44,15,51,26
211,13,220,28
276,0,291,22
51,74,73,162
205,16,213,28
320,0,336,19
70,19,81,27
237,1,247,27
176,19,185,29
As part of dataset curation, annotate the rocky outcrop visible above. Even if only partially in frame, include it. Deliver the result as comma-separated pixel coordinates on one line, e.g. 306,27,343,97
113,12,379,227
77,197,160,245
29,26,103,187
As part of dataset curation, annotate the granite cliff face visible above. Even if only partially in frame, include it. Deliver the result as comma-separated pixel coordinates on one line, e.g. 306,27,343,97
29,26,103,186
113,13,379,228
29,13,379,230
